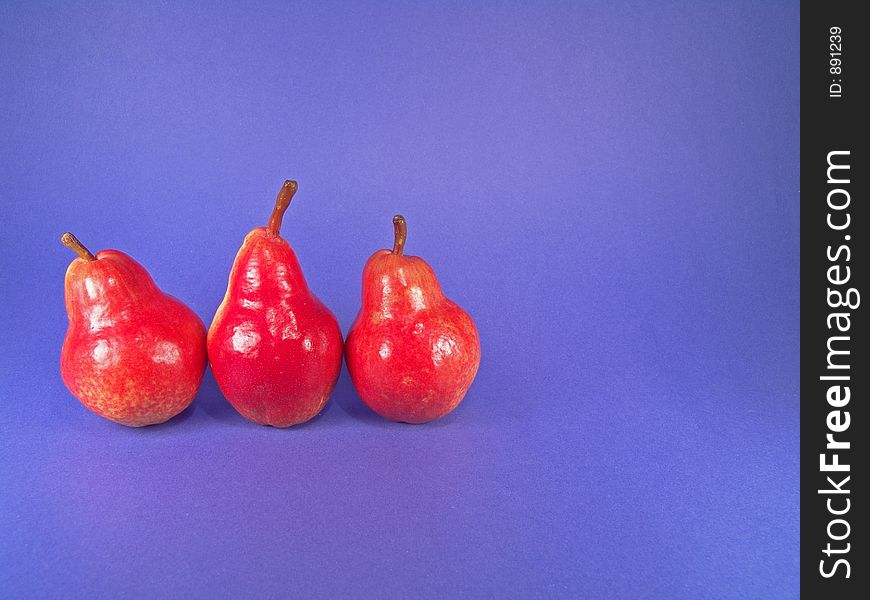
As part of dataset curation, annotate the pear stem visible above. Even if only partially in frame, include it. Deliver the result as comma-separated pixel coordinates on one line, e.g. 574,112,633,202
392,214,407,255
61,232,96,262
266,180,298,236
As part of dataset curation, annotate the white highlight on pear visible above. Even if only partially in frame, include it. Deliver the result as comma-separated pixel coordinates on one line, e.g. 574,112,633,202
152,341,181,365
231,323,261,355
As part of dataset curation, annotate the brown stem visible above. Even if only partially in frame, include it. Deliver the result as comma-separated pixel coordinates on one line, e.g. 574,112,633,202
392,214,407,255
266,180,298,236
61,232,96,262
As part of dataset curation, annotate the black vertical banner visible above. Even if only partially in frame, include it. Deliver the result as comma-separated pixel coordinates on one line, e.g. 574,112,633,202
801,2,867,597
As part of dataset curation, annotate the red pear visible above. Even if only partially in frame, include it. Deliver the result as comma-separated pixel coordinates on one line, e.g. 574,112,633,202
60,233,208,426
207,180,343,427
346,215,481,423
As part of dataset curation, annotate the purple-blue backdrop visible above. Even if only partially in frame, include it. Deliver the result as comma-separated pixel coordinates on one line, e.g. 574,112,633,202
1,2,799,598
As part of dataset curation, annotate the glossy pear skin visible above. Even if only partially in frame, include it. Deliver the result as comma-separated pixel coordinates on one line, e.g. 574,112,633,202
208,227,343,427
61,250,208,426
346,243,481,424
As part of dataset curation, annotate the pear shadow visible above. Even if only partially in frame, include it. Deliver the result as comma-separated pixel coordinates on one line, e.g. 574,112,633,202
162,402,196,427
193,367,249,427
417,404,466,428
332,364,385,425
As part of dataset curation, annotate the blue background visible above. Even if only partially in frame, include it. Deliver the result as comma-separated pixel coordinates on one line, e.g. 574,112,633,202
1,2,799,598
